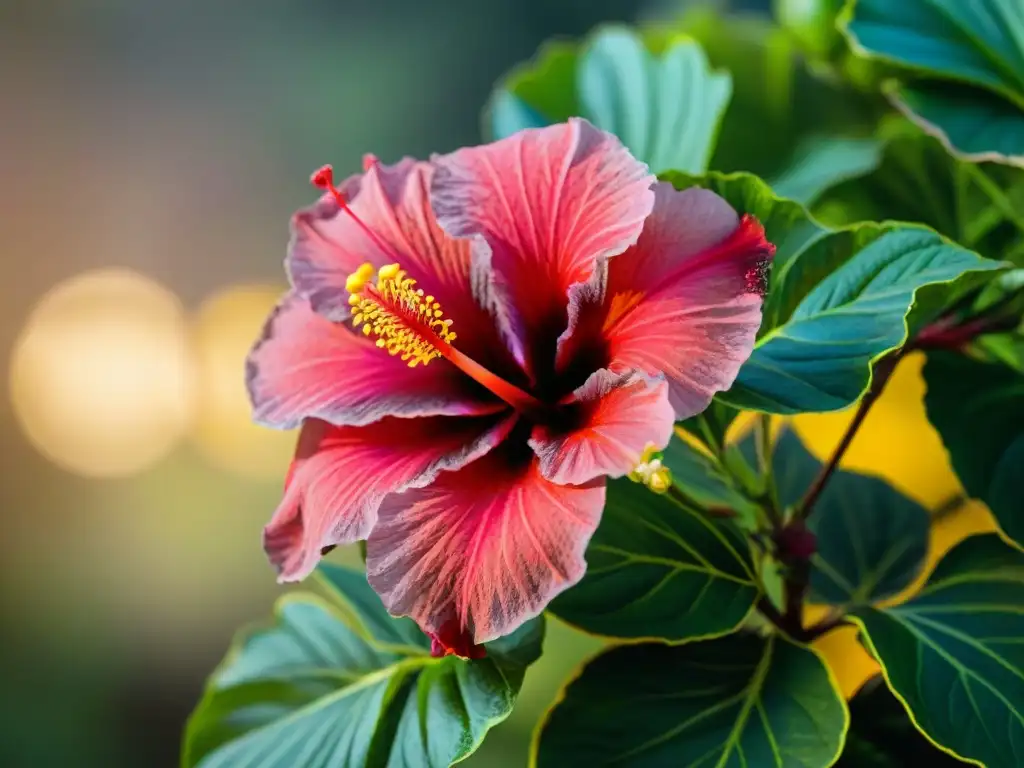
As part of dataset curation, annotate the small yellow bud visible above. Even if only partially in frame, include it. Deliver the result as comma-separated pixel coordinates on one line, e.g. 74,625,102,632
647,467,672,494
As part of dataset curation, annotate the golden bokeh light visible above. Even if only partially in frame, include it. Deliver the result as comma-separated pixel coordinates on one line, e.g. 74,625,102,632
189,284,296,478
9,269,195,477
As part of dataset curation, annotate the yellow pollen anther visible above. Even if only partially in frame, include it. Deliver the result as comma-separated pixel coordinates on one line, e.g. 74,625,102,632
345,261,456,368
629,443,673,495
345,263,375,294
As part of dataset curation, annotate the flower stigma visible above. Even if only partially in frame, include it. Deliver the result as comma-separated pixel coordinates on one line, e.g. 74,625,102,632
629,443,672,494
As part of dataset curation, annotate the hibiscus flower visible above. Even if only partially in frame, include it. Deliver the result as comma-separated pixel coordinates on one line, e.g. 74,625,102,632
246,118,773,656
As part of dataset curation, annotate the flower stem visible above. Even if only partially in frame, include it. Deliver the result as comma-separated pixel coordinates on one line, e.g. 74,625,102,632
796,352,901,523
757,353,903,641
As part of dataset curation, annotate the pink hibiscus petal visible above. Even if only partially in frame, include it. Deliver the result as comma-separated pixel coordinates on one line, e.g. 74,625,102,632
430,118,655,381
246,293,503,429
559,182,774,419
288,157,518,372
529,369,674,486
265,413,514,582
366,444,605,643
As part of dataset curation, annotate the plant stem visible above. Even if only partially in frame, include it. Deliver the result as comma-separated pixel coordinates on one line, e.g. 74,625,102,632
760,290,1012,642
756,597,790,635
803,611,848,642
933,492,970,522
760,354,902,641
782,559,810,634
796,353,901,522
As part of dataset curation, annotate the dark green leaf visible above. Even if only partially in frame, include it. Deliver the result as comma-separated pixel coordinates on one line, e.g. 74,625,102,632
533,633,847,767
550,476,758,641
725,227,1002,413
814,120,1024,251
854,534,1024,767
843,0,1024,165
183,565,542,768
973,267,1024,314
893,81,1024,166
966,270,1024,370
811,121,1024,283
845,0,1024,100
677,399,741,456
837,676,969,767
490,26,731,174
974,331,1024,373
924,351,1024,546
772,430,930,606
661,431,755,517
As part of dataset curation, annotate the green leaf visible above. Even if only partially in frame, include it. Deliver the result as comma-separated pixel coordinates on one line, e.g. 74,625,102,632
893,81,1024,166
853,534,1024,767
492,7,881,198
677,399,741,456
772,429,930,606
814,120,1023,236
667,6,882,182
837,677,970,766
550,476,758,641
490,26,732,174
578,29,732,174
973,267,1024,314
769,135,884,206
666,170,1005,413
924,351,1024,546
183,565,543,768
728,227,1001,413
662,431,755,511
533,633,848,767
843,0,1024,165
811,120,1024,269
975,331,1024,373
775,0,847,62
497,41,579,123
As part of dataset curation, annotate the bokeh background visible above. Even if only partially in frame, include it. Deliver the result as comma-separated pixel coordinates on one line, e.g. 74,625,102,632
0,0,998,765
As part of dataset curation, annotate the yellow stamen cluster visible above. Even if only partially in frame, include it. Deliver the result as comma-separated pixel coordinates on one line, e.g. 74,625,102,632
346,262,456,368
629,443,673,494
